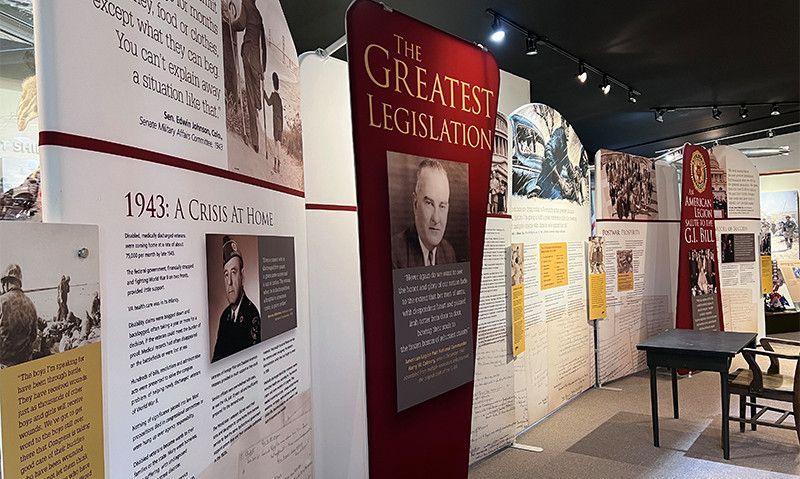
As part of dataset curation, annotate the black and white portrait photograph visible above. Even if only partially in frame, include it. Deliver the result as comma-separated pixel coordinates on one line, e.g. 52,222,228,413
387,152,470,270
0,224,100,369
511,243,524,286
616,249,633,275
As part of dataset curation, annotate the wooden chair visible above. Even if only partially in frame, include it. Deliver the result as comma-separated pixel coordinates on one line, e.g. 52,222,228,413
728,337,799,444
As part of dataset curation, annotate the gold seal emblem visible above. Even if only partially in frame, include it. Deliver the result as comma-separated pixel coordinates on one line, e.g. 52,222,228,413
690,150,707,193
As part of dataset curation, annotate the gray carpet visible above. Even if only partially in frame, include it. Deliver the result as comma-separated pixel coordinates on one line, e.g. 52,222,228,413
469,371,800,478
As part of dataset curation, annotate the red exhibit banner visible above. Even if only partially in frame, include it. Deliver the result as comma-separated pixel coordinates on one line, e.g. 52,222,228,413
676,145,724,330
346,0,499,477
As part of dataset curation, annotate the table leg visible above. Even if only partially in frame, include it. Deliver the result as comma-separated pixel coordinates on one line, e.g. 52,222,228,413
649,366,659,447
750,396,757,431
671,368,679,419
739,394,745,433
721,371,730,459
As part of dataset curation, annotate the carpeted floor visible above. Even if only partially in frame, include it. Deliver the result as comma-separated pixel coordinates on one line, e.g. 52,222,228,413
469,370,800,478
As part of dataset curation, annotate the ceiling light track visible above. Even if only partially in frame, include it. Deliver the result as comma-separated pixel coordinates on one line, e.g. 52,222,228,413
486,9,640,99
649,102,798,122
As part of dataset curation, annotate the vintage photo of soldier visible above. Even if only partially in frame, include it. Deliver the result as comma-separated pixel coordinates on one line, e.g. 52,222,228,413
589,237,605,274
206,234,262,363
598,150,658,220
0,224,100,369
222,0,304,190
511,243,524,286
761,190,799,261
387,152,470,270
689,248,718,296
509,104,589,205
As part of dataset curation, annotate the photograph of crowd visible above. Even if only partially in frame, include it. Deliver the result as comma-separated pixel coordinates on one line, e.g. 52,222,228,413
589,237,605,274
689,248,718,296
709,148,728,219
616,249,633,274
598,150,658,220
510,104,589,205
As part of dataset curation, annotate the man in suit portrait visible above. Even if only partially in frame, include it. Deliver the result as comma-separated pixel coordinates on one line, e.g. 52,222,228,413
392,159,457,269
212,236,261,362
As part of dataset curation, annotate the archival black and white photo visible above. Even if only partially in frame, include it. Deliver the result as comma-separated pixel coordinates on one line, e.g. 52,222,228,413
709,148,728,219
511,243,524,286
689,248,718,296
0,224,100,369
206,233,298,363
488,112,509,215
616,249,633,275
509,104,589,204
589,236,605,274
760,230,772,256
721,233,755,264
598,150,658,220
387,152,470,270
222,0,304,190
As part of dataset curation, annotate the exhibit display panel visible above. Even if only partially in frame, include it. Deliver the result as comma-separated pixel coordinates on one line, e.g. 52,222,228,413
346,0,499,476
594,149,680,383
507,103,594,426
0,223,102,479
676,145,724,331
299,53,369,479
710,145,764,335
34,1,313,477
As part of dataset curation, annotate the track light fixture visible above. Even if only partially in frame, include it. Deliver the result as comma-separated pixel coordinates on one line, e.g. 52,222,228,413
525,35,538,56
655,109,665,123
490,17,505,42
600,75,611,95
486,9,640,102
651,102,799,123
576,62,587,83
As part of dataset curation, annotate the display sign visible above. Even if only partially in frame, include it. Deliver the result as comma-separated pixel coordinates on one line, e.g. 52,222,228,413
588,236,607,320
0,223,102,479
346,0,498,475
34,1,314,477
676,145,724,331
510,243,526,355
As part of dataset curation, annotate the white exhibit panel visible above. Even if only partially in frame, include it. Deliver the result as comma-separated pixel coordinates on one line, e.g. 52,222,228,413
300,53,369,479
710,145,764,336
594,150,680,384
507,103,595,427
34,0,314,477
468,72,529,464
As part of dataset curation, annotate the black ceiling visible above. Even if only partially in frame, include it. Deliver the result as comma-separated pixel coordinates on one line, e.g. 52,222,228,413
281,0,800,158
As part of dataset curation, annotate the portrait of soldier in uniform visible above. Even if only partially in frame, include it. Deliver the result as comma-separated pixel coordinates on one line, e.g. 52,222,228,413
211,236,261,362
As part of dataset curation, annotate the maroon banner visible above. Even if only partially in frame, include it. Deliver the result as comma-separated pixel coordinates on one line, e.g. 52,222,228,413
676,145,724,330
346,1,499,477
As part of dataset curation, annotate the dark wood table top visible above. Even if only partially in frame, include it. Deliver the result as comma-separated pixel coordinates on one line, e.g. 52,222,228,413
636,329,757,356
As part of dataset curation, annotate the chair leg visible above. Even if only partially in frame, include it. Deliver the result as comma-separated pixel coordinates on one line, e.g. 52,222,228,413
739,394,746,433
750,396,757,431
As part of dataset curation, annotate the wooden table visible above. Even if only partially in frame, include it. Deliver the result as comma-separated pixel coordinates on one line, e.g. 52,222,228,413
636,329,757,459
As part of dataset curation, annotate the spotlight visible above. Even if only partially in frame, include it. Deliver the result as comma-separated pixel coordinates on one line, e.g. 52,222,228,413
771,104,780,116
600,75,611,95
576,62,587,83
768,129,774,138
655,109,665,123
525,35,538,56
490,17,505,42
712,106,721,120
739,105,748,119
627,89,637,103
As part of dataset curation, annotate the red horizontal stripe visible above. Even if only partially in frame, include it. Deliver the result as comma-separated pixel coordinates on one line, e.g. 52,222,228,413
306,203,358,212
39,131,305,198
487,213,512,219
596,218,680,223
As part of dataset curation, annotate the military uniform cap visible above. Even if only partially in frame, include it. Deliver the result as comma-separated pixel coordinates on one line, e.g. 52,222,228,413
222,236,243,266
